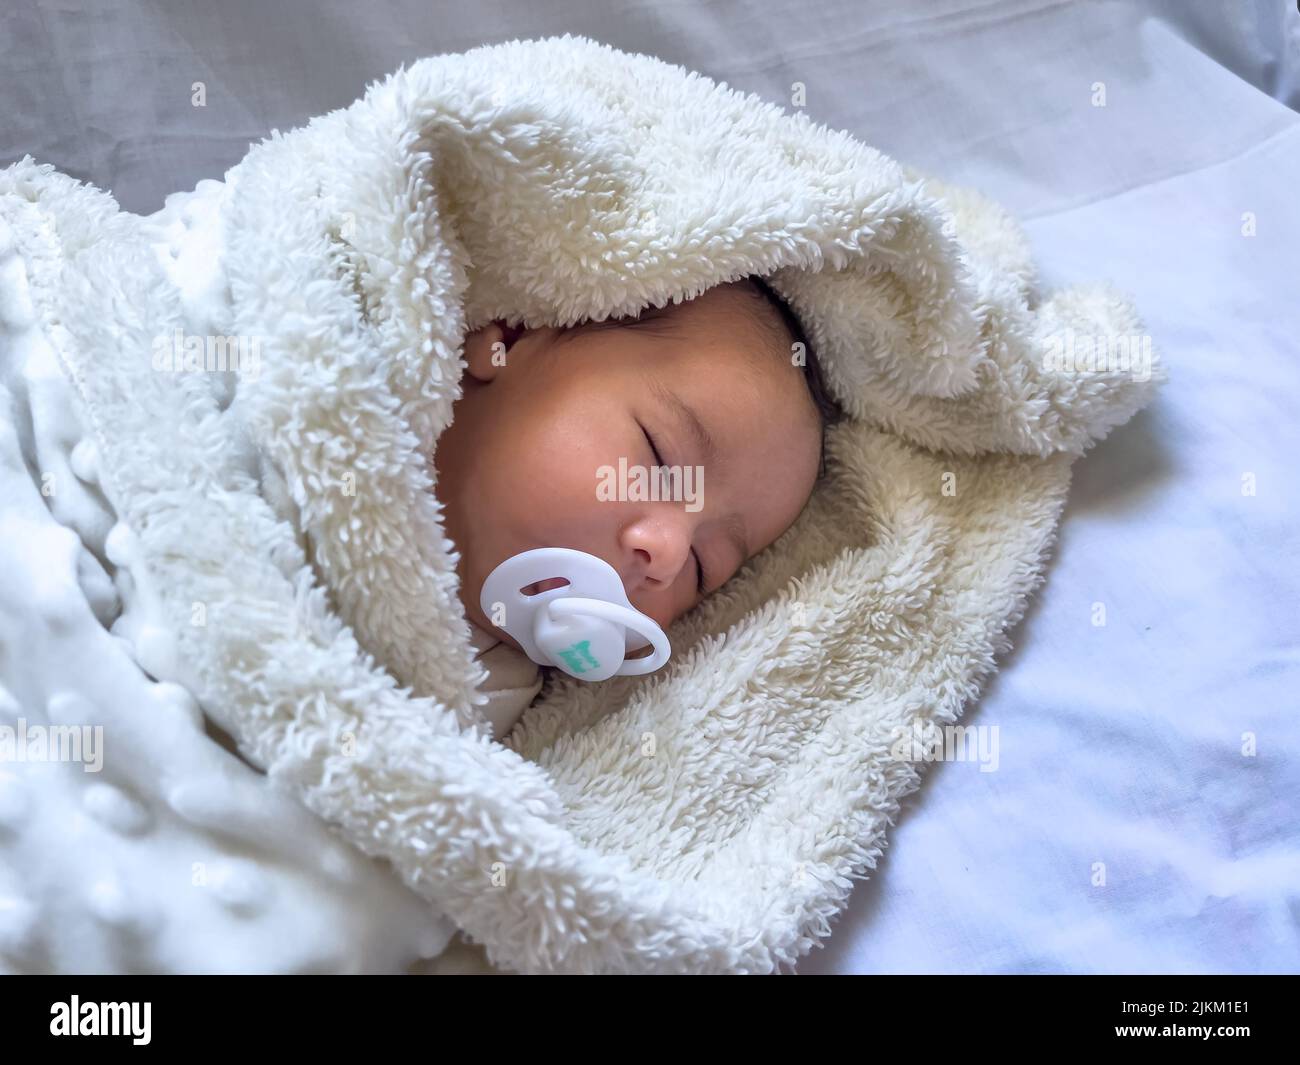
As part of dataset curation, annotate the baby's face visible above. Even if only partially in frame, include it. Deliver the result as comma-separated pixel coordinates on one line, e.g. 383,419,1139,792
432,283,821,655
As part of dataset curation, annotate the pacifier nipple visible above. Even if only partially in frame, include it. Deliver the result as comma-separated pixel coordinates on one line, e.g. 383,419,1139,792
479,548,671,682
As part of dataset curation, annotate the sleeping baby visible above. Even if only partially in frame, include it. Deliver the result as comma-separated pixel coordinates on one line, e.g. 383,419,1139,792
432,275,842,738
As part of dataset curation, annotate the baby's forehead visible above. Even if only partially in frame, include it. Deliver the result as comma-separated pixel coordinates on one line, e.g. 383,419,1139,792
639,284,774,344
661,281,758,323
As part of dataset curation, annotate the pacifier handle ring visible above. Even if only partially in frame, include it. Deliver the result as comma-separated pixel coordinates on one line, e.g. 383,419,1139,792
546,597,671,676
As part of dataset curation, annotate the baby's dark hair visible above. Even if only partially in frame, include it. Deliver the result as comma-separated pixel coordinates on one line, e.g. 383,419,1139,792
735,274,844,480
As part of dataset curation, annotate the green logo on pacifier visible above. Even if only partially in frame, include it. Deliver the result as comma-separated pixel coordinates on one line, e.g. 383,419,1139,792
556,640,600,673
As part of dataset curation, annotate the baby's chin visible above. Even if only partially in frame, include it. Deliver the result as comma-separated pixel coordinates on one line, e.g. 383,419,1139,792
463,586,528,656
475,578,569,656
467,554,570,646
492,627,528,656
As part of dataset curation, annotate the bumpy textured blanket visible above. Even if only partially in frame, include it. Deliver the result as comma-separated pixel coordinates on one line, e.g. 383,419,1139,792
0,35,1163,974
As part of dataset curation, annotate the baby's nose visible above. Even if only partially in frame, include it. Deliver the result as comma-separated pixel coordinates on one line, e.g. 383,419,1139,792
630,545,685,593
619,514,693,591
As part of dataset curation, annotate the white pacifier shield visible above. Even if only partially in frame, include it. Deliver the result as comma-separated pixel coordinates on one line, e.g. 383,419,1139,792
478,547,671,681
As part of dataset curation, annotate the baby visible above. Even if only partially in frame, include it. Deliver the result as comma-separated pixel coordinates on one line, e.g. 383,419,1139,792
433,276,841,737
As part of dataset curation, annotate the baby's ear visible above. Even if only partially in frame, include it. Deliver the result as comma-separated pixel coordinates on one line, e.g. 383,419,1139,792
462,320,515,382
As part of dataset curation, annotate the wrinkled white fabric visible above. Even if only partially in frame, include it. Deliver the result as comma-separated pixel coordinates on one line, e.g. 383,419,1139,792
0,35,1161,974
0,210,459,973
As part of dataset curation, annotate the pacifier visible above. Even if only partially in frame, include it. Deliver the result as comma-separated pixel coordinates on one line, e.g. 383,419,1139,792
478,548,671,682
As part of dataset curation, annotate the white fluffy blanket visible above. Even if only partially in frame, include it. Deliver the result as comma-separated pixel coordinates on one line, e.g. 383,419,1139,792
0,35,1163,974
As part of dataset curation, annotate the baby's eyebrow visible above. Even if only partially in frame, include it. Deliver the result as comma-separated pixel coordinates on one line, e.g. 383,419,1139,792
648,376,717,470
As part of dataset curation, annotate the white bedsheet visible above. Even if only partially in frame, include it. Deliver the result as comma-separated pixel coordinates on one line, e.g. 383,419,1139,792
795,1,1300,975
3,0,1295,973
